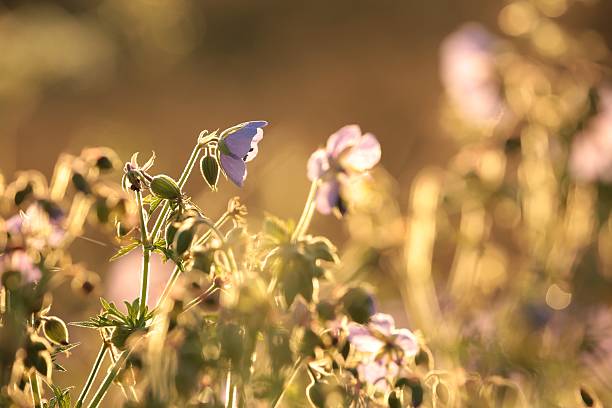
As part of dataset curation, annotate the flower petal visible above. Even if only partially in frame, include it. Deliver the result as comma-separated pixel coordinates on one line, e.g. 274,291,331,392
222,121,268,159
369,313,395,336
393,328,419,357
326,125,361,158
357,359,394,392
348,323,385,353
307,149,330,181
314,180,340,215
220,154,247,187
341,133,381,172
244,128,264,163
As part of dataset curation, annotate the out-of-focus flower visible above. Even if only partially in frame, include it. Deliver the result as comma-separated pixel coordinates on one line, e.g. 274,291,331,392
347,313,418,391
6,203,66,250
218,121,268,187
440,24,504,123
569,87,612,182
581,307,612,388
0,250,42,283
307,125,381,215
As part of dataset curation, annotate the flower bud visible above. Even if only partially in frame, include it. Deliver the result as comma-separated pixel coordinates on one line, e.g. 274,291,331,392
150,174,182,200
42,316,69,345
71,172,91,194
165,222,180,246
200,155,220,191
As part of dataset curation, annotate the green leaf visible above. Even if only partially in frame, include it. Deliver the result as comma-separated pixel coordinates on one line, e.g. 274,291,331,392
305,237,338,263
109,241,140,261
262,215,294,244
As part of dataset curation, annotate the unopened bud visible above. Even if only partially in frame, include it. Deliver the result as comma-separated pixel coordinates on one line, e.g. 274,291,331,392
200,155,220,191
150,175,182,200
42,316,69,345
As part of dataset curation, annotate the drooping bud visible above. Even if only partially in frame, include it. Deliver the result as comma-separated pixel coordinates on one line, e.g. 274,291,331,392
150,174,182,200
71,172,91,194
200,155,220,191
42,316,69,345
165,222,180,247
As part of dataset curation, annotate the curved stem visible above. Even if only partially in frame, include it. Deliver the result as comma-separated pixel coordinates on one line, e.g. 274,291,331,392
75,342,108,408
291,179,319,242
150,144,201,241
136,190,151,316
86,350,129,408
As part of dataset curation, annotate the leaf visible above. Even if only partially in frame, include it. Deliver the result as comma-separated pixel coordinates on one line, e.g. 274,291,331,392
109,241,140,261
305,237,338,263
262,215,293,244
144,195,163,215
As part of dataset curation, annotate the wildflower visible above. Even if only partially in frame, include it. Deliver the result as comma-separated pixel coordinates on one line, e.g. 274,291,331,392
6,203,66,250
440,23,503,123
569,87,612,182
217,121,268,187
0,250,42,284
122,152,156,191
347,313,418,391
307,125,381,215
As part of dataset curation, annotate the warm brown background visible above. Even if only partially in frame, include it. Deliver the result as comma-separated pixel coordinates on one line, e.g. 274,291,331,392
1,0,611,402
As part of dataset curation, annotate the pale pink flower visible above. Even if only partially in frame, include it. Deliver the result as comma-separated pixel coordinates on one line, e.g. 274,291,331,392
569,87,612,182
0,250,42,283
307,125,381,215
347,313,418,391
440,23,503,123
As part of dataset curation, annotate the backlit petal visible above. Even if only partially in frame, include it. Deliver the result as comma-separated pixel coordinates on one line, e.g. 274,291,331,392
220,154,247,187
326,125,361,158
341,133,381,172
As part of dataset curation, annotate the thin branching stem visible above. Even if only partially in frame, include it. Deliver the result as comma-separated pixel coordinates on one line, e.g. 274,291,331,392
86,350,129,408
291,179,320,242
136,190,151,316
149,144,201,241
75,342,108,408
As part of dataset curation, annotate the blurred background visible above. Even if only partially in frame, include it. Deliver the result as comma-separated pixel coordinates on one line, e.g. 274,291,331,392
2,0,612,405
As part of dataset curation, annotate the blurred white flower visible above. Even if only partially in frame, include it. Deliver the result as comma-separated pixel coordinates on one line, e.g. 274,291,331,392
347,313,418,391
440,23,504,123
569,87,612,182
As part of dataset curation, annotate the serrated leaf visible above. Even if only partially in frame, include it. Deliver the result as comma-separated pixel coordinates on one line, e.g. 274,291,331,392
263,216,293,244
109,241,140,261
305,237,338,263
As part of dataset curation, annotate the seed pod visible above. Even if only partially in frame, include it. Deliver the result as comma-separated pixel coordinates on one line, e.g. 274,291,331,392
71,173,91,194
150,174,182,200
173,223,196,256
165,222,180,247
200,155,220,191
42,316,69,345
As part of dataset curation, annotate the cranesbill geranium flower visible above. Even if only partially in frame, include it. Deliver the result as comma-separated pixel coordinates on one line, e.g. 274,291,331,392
307,125,381,215
217,121,268,187
347,313,418,391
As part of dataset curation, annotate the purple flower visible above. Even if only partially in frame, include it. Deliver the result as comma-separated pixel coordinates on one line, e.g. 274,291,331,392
307,125,381,215
218,121,268,187
0,250,42,283
347,313,418,391
569,87,612,182
440,24,503,123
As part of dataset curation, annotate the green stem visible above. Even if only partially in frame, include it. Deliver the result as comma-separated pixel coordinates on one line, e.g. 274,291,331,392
136,190,151,316
149,144,201,241
86,350,129,408
154,211,231,311
271,357,303,408
225,370,236,408
75,343,108,408
29,372,42,408
291,179,319,242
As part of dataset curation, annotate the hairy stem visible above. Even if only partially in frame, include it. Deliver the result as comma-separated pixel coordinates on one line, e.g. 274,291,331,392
149,144,201,241
75,342,108,408
136,190,151,316
225,370,236,408
291,179,320,242
86,350,129,408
